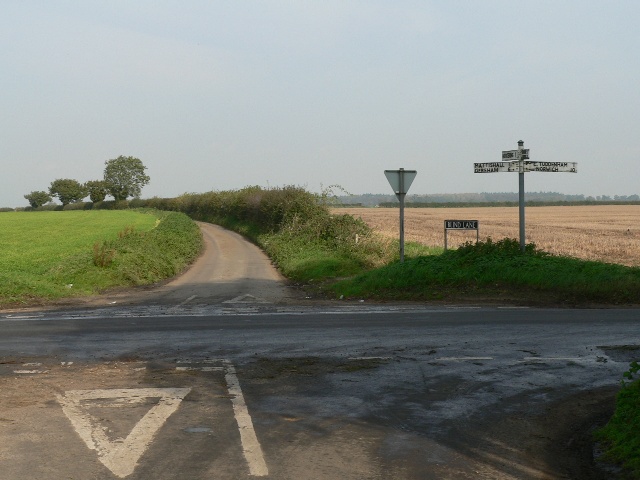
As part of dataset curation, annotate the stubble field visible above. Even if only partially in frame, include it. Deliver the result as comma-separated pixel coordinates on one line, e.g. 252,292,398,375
336,205,640,267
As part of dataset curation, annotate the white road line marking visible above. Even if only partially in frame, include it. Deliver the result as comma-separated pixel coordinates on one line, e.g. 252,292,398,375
14,370,48,374
434,357,494,361
223,360,268,476
348,356,392,361
176,366,225,372
223,294,269,304
57,387,191,478
22,362,42,366
169,295,197,310
520,357,584,362
173,359,267,474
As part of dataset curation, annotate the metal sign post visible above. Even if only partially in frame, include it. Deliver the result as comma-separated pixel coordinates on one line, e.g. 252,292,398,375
474,141,577,252
518,140,526,253
384,168,417,263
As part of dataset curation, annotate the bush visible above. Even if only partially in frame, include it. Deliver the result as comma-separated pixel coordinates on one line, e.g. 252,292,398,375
24,190,52,208
106,211,202,283
595,362,640,477
63,202,94,211
135,186,390,281
330,237,640,303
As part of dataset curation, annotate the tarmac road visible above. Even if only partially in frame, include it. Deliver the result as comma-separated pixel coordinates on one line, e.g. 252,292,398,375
2,307,638,479
0,223,638,479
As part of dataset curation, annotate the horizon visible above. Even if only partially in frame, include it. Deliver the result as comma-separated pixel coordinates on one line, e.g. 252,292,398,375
7,188,639,210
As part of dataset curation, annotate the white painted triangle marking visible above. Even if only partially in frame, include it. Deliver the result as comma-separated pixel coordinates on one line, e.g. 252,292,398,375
57,387,191,478
223,294,269,304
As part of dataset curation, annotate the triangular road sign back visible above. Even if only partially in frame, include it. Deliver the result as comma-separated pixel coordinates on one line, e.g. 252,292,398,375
384,169,417,195
57,387,191,478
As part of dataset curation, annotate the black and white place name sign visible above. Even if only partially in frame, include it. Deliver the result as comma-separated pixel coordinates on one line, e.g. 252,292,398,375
445,220,479,230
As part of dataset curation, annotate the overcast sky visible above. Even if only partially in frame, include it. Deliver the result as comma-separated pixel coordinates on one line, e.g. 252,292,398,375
2,1,639,207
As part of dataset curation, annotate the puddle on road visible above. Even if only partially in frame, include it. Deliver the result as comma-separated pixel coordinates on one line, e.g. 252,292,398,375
597,345,640,363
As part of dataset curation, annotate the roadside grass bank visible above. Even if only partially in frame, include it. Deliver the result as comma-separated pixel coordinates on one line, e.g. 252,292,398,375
142,186,396,281
0,210,202,308
139,188,640,305
595,363,640,478
328,238,640,305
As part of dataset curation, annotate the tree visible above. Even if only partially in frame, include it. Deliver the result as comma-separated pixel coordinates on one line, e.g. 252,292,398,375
24,191,52,208
103,155,150,201
49,178,87,206
85,180,108,203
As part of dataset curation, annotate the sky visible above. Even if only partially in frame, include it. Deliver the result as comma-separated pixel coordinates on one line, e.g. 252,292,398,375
2,1,639,207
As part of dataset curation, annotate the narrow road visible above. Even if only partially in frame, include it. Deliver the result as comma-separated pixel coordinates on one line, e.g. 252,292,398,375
146,222,295,305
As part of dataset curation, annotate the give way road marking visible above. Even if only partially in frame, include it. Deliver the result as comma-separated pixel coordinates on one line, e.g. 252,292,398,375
57,387,190,478
57,359,268,478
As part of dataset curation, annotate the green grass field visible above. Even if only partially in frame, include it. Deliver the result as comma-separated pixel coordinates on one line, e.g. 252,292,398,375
0,210,201,307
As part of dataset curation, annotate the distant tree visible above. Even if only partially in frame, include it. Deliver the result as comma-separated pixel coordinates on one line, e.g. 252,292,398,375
49,178,87,206
103,156,150,201
24,190,52,208
85,180,108,203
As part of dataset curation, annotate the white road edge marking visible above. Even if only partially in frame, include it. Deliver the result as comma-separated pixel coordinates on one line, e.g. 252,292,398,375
175,366,223,372
348,356,392,361
520,357,585,362
434,357,494,361
223,360,269,476
57,387,191,478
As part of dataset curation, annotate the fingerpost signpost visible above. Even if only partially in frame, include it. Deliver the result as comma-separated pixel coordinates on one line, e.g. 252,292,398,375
384,168,417,263
474,140,577,251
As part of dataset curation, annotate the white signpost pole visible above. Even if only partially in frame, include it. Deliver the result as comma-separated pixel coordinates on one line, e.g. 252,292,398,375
384,168,417,263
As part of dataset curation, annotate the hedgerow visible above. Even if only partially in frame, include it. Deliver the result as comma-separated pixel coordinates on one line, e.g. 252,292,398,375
140,186,391,280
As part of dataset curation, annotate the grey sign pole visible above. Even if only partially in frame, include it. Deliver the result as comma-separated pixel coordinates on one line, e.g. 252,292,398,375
384,168,417,263
473,141,577,252
518,140,526,252
399,172,405,262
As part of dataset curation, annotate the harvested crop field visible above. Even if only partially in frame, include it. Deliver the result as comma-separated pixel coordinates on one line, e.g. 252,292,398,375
335,205,640,267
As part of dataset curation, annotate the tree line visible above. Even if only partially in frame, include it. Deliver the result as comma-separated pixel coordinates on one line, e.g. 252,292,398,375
336,192,640,207
24,156,150,208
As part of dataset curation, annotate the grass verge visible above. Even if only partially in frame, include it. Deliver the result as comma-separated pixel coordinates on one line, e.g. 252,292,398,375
595,363,640,478
0,210,202,308
328,238,640,304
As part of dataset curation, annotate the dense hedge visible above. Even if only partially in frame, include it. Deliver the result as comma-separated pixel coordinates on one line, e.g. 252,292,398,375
139,186,390,279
